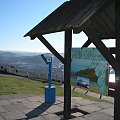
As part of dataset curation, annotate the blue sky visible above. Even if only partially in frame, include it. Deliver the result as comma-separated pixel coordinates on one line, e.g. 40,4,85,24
0,0,115,53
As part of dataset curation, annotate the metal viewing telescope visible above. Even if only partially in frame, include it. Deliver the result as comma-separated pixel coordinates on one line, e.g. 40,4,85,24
41,54,56,104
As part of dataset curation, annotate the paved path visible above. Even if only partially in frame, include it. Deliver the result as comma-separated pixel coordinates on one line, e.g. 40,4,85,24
72,86,114,103
0,94,114,120
60,85,114,103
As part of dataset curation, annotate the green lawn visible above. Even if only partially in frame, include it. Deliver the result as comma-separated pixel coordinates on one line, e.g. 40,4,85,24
0,74,111,103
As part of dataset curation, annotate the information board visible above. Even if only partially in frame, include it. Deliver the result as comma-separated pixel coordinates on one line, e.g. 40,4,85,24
71,48,109,95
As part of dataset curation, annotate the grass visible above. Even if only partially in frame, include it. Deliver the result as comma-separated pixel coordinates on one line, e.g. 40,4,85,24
0,76,46,95
71,83,106,95
0,74,111,103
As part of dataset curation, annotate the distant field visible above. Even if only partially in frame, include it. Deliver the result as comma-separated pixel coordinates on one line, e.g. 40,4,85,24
0,74,110,103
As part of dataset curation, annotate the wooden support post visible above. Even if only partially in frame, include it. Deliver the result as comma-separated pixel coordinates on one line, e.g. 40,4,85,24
64,30,72,119
114,0,120,119
114,79,120,120
37,35,64,64
82,39,91,48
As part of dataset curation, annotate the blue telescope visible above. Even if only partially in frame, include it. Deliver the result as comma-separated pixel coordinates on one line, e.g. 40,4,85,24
41,54,56,104
41,54,52,88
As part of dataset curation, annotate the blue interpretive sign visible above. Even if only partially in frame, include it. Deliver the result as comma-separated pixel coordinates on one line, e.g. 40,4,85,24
71,48,109,95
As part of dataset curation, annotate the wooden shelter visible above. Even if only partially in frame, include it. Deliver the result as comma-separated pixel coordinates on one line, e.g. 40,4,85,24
24,0,120,119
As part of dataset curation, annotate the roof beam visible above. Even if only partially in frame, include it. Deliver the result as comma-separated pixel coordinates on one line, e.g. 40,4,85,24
37,35,64,64
109,47,116,54
84,27,119,72
101,36,115,39
82,39,91,47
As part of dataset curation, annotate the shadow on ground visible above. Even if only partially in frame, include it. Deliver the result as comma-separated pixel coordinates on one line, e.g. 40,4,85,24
21,102,53,120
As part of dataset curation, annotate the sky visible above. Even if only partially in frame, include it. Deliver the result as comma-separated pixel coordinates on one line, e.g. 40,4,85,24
0,0,115,53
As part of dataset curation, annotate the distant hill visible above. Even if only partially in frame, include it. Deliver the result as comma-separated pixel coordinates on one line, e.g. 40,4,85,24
0,51,64,76
0,51,18,57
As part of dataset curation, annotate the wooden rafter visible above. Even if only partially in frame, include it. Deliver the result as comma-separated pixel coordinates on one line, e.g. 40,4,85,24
109,47,116,54
84,27,119,72
37,35,64,64
82,39,91,47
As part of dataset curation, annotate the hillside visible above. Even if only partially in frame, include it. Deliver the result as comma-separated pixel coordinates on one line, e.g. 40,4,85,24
0,51,64,76
0,74,112,103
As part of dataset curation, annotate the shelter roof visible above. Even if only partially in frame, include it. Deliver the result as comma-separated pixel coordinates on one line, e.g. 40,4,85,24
24,0,115,39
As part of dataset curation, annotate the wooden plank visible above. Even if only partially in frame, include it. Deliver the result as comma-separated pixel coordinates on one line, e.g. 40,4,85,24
73,0,113,34
104,4,115,32
95,16,110,37
64,30,72,119
100,11,114,33
82,39,91,47
101,36,115,39
37,35,64,64
92,19,106,37
84,27,120,72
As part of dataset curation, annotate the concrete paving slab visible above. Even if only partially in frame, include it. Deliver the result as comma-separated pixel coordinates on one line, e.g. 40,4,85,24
94,102,113,109
0,114,5,120
0,94,36,101
4,103,27,112
71,112,84,117
80,104,102,113
27,96,44,102
10,94,31,99
28,102,54,112
83,112,113,120
101,95,114,103
71,117,87,120
76,99,96,106
71,97,82,104
99,107,114,116
29,116,45,120
0,106,7,113
0,100,11,106
56,97,64,102
54,99,63,105
10,98,30,104
72,102,81,108
57,103,64,108
44,105,63,113
0,95,13,101
71,85,114,103
23,108,48,116
1,110,26,120
71,97,82,108
28,94,42,97
0,94,114,120
42,114,61,120
23,101,41,109
24,107,49,119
